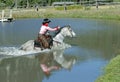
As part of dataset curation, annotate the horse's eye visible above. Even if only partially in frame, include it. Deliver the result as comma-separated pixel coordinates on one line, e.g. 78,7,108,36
69,29,72,31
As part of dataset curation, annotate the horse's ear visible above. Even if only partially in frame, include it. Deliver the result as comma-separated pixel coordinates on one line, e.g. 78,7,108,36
67,25,71,28
61,25,71,28
68,25,71,27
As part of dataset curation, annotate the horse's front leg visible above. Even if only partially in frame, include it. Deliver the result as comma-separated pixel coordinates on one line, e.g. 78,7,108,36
52,41,61,50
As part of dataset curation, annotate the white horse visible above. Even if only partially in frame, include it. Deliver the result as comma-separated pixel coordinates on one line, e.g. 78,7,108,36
19,25,76,51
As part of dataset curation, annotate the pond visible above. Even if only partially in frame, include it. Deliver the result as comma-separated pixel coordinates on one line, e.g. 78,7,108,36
0,18,120,82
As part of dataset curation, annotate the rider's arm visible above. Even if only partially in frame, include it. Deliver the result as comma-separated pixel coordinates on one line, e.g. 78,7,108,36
46,26,59,31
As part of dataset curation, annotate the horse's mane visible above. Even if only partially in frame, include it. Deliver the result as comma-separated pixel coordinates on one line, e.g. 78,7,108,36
53,25,71,37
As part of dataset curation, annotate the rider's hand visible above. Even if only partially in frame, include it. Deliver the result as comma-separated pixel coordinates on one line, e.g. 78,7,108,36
56,26,60,30
57,26,60,29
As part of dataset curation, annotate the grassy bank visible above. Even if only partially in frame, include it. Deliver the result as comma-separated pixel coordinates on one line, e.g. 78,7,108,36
96,55,120,82
4,5,119,20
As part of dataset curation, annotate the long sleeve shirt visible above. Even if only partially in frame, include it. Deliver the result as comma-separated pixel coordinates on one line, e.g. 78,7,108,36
39,25,58,35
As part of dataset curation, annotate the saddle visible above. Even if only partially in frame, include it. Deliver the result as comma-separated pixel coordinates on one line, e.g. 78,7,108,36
34,34,53,48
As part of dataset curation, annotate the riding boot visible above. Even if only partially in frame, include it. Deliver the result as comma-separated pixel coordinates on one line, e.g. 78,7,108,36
40,43,44,50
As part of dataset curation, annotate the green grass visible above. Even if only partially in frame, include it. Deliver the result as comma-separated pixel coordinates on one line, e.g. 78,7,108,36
2,5,120,20
96,55,120,82
54,5,83,10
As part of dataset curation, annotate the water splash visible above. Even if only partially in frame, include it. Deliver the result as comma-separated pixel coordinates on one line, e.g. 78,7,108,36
0,42,71,59
0,47,50,56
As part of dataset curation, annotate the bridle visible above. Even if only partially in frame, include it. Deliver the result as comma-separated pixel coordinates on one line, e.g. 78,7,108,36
67,26,74,37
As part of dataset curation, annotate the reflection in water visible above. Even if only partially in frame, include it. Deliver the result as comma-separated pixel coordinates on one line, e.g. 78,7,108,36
0,49,76,82
36,49,76,78
1,19,120,82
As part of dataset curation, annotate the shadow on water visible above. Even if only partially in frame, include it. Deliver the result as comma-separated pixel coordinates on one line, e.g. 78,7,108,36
0,49,76,82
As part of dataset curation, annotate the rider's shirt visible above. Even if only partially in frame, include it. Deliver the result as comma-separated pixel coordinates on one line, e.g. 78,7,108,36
39,25,58,35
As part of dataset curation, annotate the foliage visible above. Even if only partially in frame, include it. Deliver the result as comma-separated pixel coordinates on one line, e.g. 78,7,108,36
0,0,13,6
113,0,120,1
55,5,83,10
0,0,119,8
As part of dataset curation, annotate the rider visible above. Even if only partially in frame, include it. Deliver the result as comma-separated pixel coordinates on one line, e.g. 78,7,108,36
38,18,60,49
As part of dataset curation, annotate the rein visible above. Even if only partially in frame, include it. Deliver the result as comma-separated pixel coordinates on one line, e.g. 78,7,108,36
53,40,61,44
54,25,71,37
53,25,72,44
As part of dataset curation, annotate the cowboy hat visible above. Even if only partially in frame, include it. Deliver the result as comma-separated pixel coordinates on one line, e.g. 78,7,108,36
42,18,51,24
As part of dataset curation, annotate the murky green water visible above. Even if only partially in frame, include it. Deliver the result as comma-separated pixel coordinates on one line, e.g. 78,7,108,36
0,18,120,82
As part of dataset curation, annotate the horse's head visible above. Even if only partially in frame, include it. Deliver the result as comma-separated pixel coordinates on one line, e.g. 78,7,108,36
53,25,76,43
60,25,76,37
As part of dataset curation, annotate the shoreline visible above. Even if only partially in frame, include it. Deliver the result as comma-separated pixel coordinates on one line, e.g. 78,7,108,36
0,5,120,20
96,55,120,82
